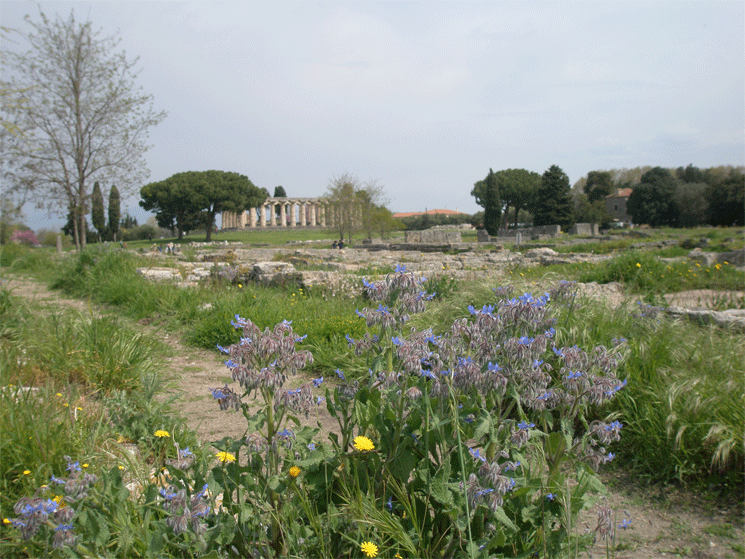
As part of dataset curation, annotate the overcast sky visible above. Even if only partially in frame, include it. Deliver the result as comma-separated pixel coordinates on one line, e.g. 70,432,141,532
2,1,744,231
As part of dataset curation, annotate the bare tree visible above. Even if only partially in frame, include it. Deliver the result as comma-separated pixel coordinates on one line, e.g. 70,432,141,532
325,173,389,242
0,10,166,250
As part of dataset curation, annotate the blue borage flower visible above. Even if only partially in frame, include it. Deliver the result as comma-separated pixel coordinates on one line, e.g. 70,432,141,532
395,264,407,273
469,447,487,462
335,369,345,380
307,442,316,451
546,493,556,501
619,518,631,529
345,334,355,344
217,344,230,354
553,346,565,357
66,460,81,473
533,359,544,368
467,303,495,315
517,421,535,430
312,376,323,387
210,387,225,399
518,336,535,345
566,371,583,379
387,496,393,510
487,361,502,372
55,524,74,532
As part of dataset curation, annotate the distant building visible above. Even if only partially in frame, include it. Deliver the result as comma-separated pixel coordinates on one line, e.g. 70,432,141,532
605,188,633,225
392,208,465,218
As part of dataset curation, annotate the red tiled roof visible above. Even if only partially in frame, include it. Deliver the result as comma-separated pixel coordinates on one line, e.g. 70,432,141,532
606,188,633,198
392,209,465,218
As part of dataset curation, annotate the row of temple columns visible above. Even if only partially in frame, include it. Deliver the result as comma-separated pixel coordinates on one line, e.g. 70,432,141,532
221,198,333,229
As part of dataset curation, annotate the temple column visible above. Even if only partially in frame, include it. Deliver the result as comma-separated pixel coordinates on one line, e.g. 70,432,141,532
289,202,296,227
279,203,285,227
300,202,307,226
250,207,257,227
260,204,267,227
310,203,316,226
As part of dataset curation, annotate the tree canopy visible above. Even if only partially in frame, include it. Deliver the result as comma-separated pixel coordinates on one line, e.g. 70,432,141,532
140,171,266,241
626,167,678,227
471,169,540,229
0,10,166,250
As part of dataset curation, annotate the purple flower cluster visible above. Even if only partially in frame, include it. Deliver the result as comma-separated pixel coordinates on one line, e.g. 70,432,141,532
160,483,211,536
213,316,314,408
10,457,97,547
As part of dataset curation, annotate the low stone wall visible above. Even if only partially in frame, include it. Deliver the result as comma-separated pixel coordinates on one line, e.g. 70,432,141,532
404,230,462,244
478,225,562,243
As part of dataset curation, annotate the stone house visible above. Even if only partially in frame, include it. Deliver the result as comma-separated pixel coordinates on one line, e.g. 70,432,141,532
605,188,633,226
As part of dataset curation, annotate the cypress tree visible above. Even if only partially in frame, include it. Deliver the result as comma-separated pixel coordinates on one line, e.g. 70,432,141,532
483,168,502,236
91,181,105,242
108,185,121,241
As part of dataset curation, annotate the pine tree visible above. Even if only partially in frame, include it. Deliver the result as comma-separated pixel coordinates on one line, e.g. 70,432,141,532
108,185,121,241
534,165,575,230
91,181,105,242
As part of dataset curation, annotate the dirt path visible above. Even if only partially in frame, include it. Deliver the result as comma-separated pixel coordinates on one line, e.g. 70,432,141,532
2,274,742,559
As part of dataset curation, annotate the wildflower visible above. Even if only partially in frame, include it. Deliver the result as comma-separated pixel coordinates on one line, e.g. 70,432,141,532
360,541,379,557
23,470,30,476
307,443,316,451
289,466,301,478
312,376,323,387
215,451,236,464
335,369,346,380
353,436,375,452
154,430,170,438
546,493,556,501
2,518,10,525
619,518,632,529
636,262,641,268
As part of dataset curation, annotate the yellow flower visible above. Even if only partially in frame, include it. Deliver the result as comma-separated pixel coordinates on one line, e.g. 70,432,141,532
215,451,236,463
360,541,378,558
154,430,170,438
636,262,641,268
3,518,11,525
23,470,31,475
76,407,82,411
238,283,243,288
289,466,301,478
55,393,62,397
395,554,402,559
82,464,89,468
118,465,125,470
353,436,375,452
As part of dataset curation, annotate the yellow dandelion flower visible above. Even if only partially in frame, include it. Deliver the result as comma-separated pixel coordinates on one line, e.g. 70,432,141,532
3,518,11,525
55,393,62,397
118,465,125,470
63,403,69,407
636,262,641,268
215,451,236,463
289,466,301,478
353,436,375,452
154,430,170,438
395,554,402,559
23,470,31,475
360,541,378,558
82,464,89,468
76,407,82,411
238,283,242,288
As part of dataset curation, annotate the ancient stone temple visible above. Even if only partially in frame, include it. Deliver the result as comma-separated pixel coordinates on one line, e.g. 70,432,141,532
221,197,332,229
